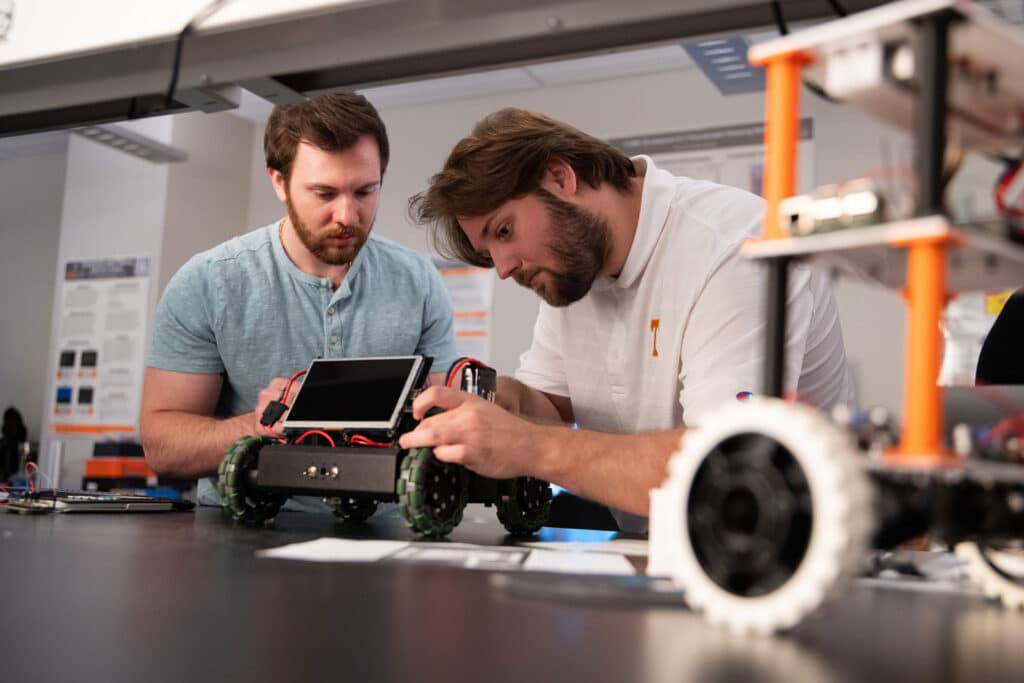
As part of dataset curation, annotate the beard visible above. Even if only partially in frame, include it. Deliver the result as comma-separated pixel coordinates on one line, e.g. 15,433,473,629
520,188,611,307
285,193,370,267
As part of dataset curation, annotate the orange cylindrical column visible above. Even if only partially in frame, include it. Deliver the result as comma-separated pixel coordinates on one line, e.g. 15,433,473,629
899,238,948,457
761,55,805,240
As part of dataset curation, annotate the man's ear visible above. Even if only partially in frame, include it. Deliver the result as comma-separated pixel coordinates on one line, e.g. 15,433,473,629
268,168,288,203
540,159,578,198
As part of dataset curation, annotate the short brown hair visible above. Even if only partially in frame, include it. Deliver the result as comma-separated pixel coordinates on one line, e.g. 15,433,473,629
264,92,389,182
409,108,635,267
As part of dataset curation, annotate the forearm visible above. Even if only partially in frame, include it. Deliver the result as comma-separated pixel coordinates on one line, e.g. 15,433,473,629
497,376,566,423
141,411,256,478
532,426,685,516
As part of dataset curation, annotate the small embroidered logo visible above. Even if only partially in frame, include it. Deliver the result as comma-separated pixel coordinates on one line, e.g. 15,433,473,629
650,318,660,357
736,391,753,401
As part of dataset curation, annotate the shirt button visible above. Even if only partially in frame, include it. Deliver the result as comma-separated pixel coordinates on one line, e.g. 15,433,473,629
327,306,335,316
321,278,330,287
330,335,339,345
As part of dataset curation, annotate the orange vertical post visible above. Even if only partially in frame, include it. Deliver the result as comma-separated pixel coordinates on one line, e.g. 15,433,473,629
760,54,806,240
898,237,948,458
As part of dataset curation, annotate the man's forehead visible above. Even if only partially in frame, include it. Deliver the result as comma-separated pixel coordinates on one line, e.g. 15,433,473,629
292,140,380,183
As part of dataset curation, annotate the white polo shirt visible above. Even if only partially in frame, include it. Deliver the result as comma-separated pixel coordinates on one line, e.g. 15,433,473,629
516,156,854,437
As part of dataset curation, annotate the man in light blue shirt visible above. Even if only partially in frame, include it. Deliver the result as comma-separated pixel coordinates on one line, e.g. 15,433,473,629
141,92,457,506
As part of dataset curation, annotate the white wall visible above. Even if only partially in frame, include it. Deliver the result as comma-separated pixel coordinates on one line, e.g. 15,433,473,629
0,135,68,443
160,111,256,293
247,123,285,229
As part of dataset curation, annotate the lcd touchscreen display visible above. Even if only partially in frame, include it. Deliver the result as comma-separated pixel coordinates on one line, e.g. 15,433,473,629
284,356,422,430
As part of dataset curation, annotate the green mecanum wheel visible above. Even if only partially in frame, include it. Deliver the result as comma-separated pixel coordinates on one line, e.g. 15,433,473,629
496,476,552,537
217,435,286,524
397,447,468,538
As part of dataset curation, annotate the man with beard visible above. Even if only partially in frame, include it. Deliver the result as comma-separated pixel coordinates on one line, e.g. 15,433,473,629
401,108,853,530
142,93,457,509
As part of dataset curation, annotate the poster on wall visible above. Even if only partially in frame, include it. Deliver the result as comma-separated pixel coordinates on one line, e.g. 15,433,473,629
610,118,815,197
49,256,151,438
434,258,495,364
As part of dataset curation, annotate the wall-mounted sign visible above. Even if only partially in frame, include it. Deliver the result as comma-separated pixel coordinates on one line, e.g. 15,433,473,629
49,256,150,437
434,258,495,363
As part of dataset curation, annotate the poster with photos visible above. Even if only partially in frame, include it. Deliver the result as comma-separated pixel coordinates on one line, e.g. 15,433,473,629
49,256,150,438
434,258,495,364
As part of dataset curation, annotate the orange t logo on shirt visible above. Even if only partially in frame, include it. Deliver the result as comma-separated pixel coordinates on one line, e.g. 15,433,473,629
650,318,660,357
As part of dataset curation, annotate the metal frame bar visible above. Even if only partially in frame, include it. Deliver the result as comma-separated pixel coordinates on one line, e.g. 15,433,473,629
913,10,953,217
0,0,888,137
763,257,790,398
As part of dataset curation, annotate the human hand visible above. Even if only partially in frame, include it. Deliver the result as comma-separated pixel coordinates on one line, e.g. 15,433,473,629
254,377,291,438
398,386,543,480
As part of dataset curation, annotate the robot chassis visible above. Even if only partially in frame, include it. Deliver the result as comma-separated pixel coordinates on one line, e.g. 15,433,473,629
649,0,1024,634
216,357,551,538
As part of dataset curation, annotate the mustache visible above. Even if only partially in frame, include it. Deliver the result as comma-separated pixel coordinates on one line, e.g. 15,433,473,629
514,269,539,288
322,226,361,239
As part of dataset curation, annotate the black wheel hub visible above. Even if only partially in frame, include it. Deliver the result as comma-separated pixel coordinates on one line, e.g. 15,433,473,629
687,432,813,597
421,459,465,523
517,477,551,516
331,496,379,523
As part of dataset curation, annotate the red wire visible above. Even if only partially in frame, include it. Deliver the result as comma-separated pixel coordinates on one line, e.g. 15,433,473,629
261,423,288,443
974,382,1024,419
295,430,336,447
446,357,485,388
349,434,392,447
995,162,1024,219
281,369,308,403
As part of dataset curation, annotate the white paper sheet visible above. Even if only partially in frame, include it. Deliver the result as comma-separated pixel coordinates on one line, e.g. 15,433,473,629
257,538,408,562
258,537,637,576
522,549,636,575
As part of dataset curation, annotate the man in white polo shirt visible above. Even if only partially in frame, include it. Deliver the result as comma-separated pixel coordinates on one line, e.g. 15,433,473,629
400,108,853,529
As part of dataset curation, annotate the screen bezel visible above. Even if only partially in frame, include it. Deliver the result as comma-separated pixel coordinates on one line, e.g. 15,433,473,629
282,355,425,432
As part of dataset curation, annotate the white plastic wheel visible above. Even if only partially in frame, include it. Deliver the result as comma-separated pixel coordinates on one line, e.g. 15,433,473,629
956,542,1024,610
648,397,873,634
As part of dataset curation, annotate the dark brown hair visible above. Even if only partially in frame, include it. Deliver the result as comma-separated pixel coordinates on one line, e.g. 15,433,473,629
409,108,635,267
264,92,389,182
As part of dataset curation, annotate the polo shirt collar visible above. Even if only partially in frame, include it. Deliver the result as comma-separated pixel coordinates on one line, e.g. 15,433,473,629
596,155,673,291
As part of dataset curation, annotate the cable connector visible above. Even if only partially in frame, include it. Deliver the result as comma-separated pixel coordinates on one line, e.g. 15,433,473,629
260,400,288,427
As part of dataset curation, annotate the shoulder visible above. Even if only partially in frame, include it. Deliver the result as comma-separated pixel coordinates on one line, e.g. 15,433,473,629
670,177,763,232
169,224,277,286
198,224,277,268
361,234,440,280
658,178,764,264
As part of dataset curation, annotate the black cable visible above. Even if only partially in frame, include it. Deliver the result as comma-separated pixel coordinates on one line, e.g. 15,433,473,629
164,28,192,109
826,0,849,18
164,0,232,109
768,0,839,103
770,1,789,35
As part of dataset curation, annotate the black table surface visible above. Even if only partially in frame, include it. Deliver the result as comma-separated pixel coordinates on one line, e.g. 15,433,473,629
1,504,1022,683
